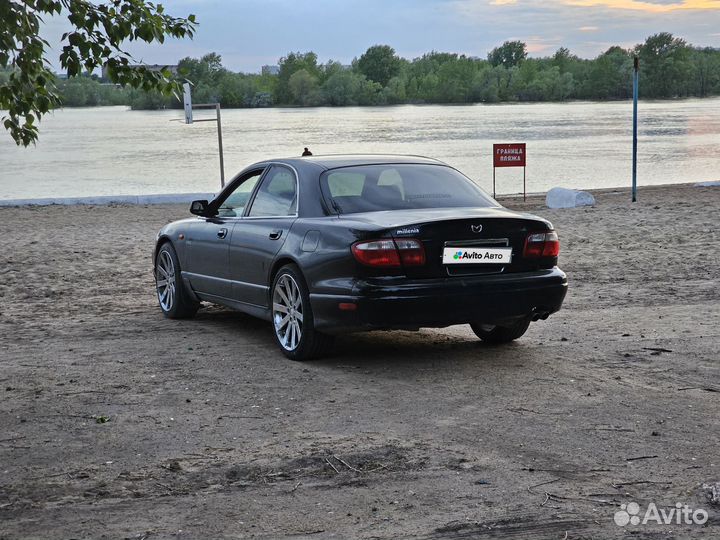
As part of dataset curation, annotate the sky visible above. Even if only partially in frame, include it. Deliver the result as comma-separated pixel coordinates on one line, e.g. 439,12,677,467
43,0,720,72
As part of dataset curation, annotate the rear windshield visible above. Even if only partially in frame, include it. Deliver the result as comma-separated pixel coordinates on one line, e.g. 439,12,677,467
320,164,497,215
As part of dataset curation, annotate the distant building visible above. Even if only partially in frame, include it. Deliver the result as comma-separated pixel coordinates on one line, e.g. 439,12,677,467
261,65,280,76
101,64,178,81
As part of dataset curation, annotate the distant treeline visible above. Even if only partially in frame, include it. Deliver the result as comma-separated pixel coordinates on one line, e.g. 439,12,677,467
10,32,717,109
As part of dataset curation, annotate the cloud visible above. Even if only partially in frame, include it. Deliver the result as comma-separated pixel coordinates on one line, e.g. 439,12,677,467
563,0,720,13
524,35,564,53
448,0,720,58
38,0,720,72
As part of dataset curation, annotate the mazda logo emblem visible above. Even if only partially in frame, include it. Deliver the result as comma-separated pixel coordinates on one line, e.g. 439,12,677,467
471,224,482,233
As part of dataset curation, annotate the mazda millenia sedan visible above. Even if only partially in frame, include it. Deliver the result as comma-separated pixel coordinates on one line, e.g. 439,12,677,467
154,155,567,360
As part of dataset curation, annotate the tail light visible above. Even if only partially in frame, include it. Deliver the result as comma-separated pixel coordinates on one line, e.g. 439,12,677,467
393,238,426,266
523,230,560,258
352,239,400,267
352,238,426,267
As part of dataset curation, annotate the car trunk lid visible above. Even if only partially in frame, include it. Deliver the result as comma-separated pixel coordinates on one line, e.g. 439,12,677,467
349,208,553,278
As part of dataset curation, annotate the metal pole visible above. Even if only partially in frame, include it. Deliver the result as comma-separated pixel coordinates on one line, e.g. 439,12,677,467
216,103,225,189
523,166,526,201
493,167,496,199
632,56,639,203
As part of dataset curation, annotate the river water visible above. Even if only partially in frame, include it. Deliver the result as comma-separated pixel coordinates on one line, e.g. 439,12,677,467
1,99,719,200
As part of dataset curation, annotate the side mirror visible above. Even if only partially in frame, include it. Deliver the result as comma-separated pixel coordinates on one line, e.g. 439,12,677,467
190,199,209,216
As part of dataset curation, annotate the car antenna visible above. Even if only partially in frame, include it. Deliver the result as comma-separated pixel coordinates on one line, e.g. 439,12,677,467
302,147,313,156
330,198,343,216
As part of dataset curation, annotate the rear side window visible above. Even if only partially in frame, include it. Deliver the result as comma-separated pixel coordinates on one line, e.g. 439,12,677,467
248,166,298,217
321,164,497,214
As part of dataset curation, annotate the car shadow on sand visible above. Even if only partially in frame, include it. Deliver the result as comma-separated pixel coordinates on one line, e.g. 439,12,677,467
192,305,532,370
329,330,530,368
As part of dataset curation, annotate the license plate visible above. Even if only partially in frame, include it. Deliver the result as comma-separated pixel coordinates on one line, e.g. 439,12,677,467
443,247,512,265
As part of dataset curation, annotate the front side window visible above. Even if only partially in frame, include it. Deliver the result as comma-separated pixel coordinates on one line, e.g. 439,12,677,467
320,164,497,215
248,166,298,217
216,169,264,217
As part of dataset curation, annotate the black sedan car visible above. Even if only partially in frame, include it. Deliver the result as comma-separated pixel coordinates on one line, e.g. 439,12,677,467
154,155,567,360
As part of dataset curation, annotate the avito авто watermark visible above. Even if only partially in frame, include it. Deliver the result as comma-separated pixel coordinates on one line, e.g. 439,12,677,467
614,501,708,527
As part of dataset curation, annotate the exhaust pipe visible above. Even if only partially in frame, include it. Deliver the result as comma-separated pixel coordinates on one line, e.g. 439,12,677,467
531,308,551,321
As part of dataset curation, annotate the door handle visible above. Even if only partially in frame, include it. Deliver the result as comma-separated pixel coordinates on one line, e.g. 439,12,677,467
217,228,228,239
269,229,283,240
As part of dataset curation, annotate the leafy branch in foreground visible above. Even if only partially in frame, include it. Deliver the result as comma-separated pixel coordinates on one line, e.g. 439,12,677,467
0,0,196,146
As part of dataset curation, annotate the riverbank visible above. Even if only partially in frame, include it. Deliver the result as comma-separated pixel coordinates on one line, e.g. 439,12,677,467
2,101,719,200
1,183,718,538
0,192,215,207
0,180,714,207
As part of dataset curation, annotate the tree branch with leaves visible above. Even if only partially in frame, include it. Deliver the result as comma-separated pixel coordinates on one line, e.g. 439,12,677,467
0,0,196,145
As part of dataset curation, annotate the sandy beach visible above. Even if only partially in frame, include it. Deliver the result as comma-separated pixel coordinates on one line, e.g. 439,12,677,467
1,183,718,538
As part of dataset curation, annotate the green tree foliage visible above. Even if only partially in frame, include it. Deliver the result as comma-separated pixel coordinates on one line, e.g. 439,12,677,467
127,87,174,109
24,33,720,114
584,46,633,99
488,41,528,68
175,52,226,104
0,0,196,145
288,69,320,106
276,52,320,104
178,52,224,85
121,52,278,110
356,45,401,87
690,47,720,97
635,33,693,98
56,75,129,106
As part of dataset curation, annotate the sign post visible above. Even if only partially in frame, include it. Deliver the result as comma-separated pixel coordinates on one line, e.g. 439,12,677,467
215,103,225,188
632,57,639,203
181,83,225,188
492,143,527,200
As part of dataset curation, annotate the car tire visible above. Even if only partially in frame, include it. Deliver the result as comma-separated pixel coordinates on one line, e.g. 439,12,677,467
271,264,334,361
155,242,200,319
470,318,531,344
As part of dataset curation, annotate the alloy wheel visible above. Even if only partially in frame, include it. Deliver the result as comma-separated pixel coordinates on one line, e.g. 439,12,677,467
273,274,303,351
156,250,176,312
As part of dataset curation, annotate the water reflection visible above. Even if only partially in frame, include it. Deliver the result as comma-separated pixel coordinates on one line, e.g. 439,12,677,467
1,98,719,199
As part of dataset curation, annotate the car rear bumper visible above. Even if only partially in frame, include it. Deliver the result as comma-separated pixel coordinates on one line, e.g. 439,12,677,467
310,267,568,333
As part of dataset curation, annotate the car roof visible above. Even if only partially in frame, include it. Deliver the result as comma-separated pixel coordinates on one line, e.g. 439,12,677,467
264,154,448,171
